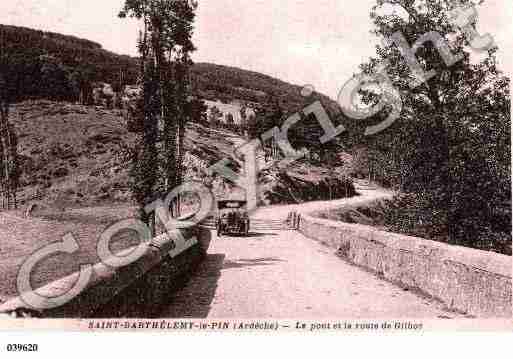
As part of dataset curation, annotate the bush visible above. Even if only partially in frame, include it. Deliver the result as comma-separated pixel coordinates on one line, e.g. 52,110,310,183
382,193,511,255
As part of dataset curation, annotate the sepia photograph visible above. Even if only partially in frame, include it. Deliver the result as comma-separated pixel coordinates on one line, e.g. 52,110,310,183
0,0,511,344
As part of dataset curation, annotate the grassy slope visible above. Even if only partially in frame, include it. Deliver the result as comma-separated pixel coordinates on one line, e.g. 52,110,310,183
10,100,354,210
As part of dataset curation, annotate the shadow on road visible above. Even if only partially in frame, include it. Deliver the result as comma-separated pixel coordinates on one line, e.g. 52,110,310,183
90,247,209,319
218,232,278,239
222,257,285,269
158,253,226,318
246,232,278,237
37,212,119,225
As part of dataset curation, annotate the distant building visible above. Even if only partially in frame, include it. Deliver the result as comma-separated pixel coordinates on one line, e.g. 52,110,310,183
204,100,255,125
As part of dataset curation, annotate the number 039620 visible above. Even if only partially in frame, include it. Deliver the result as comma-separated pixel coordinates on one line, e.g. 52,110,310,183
6,344,39,352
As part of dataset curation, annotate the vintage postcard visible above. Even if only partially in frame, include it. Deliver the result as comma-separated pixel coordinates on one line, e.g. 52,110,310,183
0,0,512,343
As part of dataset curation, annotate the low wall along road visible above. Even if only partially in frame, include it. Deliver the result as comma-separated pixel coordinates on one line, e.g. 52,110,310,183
294,210,511,318
0,224,212,318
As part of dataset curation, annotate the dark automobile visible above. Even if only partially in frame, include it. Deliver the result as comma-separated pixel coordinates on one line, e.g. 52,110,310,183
216,200,250,236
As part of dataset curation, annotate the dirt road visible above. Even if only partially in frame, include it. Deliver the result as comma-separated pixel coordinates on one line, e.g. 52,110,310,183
161,189,461,319
161,230,459,319
252,184,394,220
0,188,461,319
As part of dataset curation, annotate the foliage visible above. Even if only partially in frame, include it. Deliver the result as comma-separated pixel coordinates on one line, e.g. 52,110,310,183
225,113,234,125
0,91,19,209
191,62,341,116
120,0,197,220
355,0,511,251
0,24,137,102
186,97,208,125
208,105,223,127
249,93,283,139
382,192,511,255
39,55,72,101
0,25,340,118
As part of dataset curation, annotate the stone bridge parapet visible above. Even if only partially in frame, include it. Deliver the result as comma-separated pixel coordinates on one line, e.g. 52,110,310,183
294,211,511,318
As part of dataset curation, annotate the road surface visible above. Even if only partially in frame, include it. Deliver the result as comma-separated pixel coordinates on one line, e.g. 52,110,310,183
160,188,461,319
0,188,462,319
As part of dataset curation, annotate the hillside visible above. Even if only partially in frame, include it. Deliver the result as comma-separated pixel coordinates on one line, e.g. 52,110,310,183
9,100,355,211
0,24,340,116
0,24,138,100
191,63,341,116
1,24,357,210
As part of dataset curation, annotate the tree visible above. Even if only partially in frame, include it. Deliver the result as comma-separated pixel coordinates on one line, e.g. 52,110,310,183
208,105,223,127
39,54,71,100
187,97,208,124
258,94,283,135
120,0,198,221
239,102,248,137
127,28,160,231
0,39,20,210
69,64,94,104
244,109,259,141
225,113,234,125
357,0,510,250
0,75,19,210
253,94,284,160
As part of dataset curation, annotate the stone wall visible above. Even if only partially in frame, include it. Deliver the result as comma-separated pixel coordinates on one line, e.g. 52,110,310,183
0,226,211,318
297,213,511,318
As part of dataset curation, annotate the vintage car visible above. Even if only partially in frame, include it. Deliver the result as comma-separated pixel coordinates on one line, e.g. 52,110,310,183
216,200,250,236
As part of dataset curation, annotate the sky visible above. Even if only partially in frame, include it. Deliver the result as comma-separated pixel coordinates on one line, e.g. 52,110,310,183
2,0,512,99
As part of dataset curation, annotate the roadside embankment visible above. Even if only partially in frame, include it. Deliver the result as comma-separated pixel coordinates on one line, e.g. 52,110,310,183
0,225,211,318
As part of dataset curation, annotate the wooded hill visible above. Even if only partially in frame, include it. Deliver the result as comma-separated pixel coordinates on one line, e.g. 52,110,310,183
0,24,340,116
0,24,138,101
